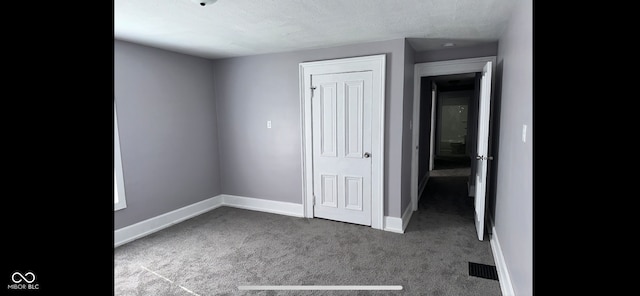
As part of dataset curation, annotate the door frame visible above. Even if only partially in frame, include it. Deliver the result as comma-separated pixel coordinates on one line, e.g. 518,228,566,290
299,54,386,230
429,82,437,171
411,56,496,211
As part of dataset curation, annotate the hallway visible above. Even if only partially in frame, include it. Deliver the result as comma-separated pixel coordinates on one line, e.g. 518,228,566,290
419,176,474,216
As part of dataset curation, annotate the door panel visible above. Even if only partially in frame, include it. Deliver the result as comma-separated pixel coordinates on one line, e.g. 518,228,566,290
312,71,372,226
344,176,363,210
474,61,492,241
319,83,338,157
344,81,364,158
320,174,338,207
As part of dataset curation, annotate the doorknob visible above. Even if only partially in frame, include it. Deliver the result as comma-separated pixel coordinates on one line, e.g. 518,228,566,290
364,152,371,158
476,155,494,160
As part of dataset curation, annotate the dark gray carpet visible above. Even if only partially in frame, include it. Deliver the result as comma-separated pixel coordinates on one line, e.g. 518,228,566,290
114,178,500,295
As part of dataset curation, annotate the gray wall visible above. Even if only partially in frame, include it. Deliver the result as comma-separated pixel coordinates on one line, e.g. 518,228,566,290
493,0,533,295
400,39,416,215
114,40,221,230
415,42,498,64
212,38,408,217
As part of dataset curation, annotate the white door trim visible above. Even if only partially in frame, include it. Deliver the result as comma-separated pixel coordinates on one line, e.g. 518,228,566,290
114,100,127,211
410,56,496,211
299,54,386,230
429,83,436,172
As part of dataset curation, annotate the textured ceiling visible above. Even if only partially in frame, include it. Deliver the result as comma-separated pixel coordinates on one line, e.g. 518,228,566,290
114,0,516,59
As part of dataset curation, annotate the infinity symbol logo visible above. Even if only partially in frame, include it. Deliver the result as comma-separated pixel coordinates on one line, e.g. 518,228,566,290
11,272,36,283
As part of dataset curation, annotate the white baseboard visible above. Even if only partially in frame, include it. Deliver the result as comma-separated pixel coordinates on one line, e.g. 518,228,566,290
114,195,224,248
115,195,305,248
383,215,403,233
489,218,515,296
383,204,414,234
221,194,304,218
401,203,413,231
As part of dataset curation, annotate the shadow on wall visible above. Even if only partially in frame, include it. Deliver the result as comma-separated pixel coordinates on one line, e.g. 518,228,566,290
408,38,499,63
487,60,504,222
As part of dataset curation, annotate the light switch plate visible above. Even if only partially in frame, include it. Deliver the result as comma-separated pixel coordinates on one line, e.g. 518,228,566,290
522,124,527,143
267,121,272,129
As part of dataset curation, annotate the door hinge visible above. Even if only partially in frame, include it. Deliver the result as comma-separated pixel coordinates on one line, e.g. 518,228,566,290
312,195,316,206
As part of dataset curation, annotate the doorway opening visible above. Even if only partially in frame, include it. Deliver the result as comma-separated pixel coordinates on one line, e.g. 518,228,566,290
419,73,479,217
417,71,487,235
430,73,476,178
410,56,496,241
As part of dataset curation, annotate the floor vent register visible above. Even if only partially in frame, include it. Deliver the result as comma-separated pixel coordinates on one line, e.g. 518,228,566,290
468,262,499,281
